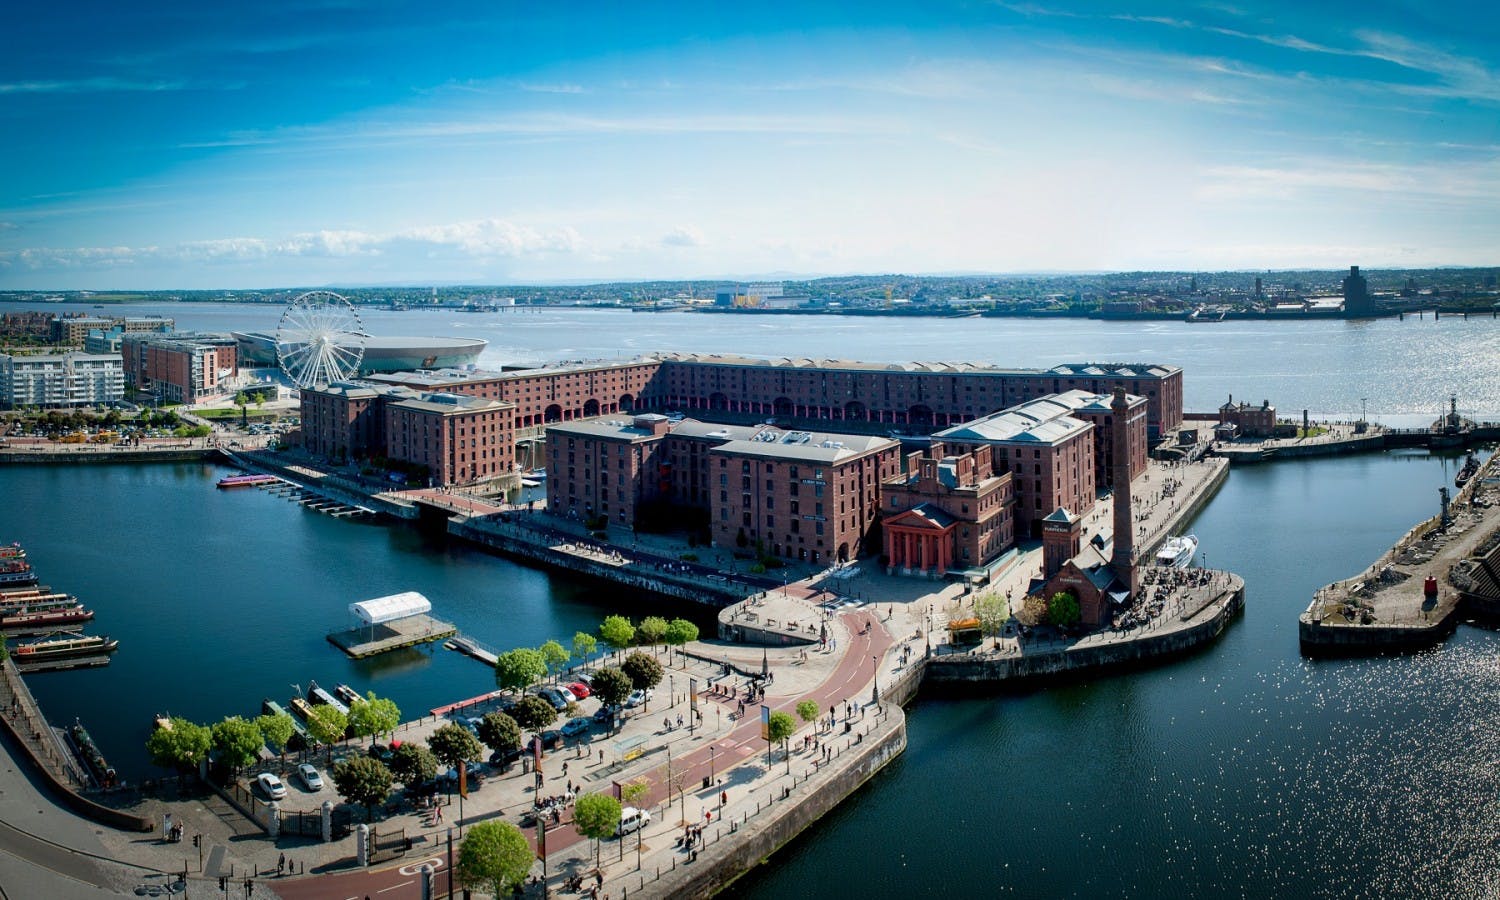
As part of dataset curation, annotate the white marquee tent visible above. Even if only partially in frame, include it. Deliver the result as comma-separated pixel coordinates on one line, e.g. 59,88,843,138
349,591,431,626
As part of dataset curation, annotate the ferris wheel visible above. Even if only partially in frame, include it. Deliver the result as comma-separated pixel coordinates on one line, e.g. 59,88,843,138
275,291,366,388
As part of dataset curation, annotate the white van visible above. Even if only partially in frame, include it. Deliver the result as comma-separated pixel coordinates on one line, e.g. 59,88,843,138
616,806,651,836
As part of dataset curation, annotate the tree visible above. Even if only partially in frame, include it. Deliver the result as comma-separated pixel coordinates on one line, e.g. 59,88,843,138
795,700,820,726
494,647,547,693
539,639,570,680
145,718,211,776
427,723,484,771
591,666,632,712
347,692,401,745
475,711,522,755
599,615,635,651
234,392,249,426
767,710,797,770
331,755,393,822
619,778,649,808
1047,591,1081,629
637,616,668,648
975,592,1009,646
621,651,664,711
571,631,598,665
388,743,438,788
210,716,264,773
663,618,699,646
305,705,348,756
456,821,534,898
573,792,622,869
509,695,557,734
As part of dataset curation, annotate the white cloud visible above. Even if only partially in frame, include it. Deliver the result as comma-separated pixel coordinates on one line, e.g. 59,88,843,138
660,226,704,248
0,77,193,94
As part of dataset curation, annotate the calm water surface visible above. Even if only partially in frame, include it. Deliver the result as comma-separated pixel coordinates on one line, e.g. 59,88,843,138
4,303,1498,896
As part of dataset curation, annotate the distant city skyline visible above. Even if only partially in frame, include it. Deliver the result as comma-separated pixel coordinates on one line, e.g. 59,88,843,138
3,1,1500,289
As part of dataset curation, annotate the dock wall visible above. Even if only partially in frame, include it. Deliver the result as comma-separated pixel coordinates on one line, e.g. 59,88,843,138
924,584,1244,685
451,518,746,608
0,448,218,465
648,709,908,899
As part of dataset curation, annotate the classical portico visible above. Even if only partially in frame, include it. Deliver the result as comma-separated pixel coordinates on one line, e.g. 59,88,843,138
883,504,956,576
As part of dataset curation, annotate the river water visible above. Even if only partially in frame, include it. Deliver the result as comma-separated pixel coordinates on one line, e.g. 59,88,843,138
4,302,1498,897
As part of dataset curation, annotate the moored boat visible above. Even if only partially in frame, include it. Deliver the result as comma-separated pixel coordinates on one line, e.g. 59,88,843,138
13,633,118,661
68,719,117,788
334,683,362,707
0,592,81,613
0,560,38,587
287,696,316,722
0,606,94,630
217,474,280,489
0,543,25,560
1155,534,1199,568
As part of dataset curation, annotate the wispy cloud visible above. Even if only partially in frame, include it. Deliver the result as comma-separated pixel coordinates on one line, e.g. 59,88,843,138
0,77,193,94
0,218,588,272
659,225,704,248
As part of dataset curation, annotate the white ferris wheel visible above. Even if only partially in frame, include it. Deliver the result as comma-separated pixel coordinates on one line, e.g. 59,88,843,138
275,291,366,388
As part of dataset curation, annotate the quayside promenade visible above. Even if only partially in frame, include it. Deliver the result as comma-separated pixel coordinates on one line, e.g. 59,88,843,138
1300,450,1499,654
0,449,1244,899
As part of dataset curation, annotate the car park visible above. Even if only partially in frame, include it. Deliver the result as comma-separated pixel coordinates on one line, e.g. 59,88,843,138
533,688,570,710
625,688,654,708
566,682,592,699
256,772,287,800
560,716,592,738
297,764,323,791
594,704,619,723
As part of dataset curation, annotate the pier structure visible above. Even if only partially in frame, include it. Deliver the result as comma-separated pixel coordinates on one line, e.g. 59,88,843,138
1300,451,1498,653
326,592,456,659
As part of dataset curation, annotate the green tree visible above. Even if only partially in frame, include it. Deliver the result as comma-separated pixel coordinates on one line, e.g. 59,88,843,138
145,718,211,776
571,631,598,665
538,639,570,679
572,792,622,869
427,722,483,770
975,592,1009,645
331,755,393,822
347,692,401,745
590,666,632,712
637,615,669,648
510,695,557,733
305,704,348,749
456,821,534,898
663,618,699,646
619,778,649,808
621,651,664,710
767,710,797,770
210,716,264,773
599,615,635,651
234,391,249,426
1047,591,1081,629
494,647,547,693
256,711,297,759
475,711,522,755
795,700,820,726
388,743,438,788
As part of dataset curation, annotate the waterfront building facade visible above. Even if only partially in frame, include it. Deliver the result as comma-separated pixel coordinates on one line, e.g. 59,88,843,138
51,314,173,345
384,393,515,487
121,332,239,404
933,395,1099,538
0,352,124,409
300,381,413,462
882,445,1015,576
1218,396,1276,438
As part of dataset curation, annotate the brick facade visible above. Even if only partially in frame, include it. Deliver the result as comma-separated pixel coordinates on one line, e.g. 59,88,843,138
882,445,1015,576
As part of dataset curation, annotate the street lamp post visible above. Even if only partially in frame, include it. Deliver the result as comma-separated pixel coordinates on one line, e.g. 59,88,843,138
871,654,879,707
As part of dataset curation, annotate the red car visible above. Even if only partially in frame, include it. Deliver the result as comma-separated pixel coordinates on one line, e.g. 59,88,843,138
566,682,592,699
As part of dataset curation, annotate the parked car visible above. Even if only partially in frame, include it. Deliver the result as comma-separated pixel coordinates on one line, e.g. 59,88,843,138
538,729,563,750
575,671,595,686
616,806,651,836
594,704,619,724
488,746,523,769
533,688,570,711
368,743,394,763
256,772,287,801
566,681,592,699
625,688,654,708
297,764,323,791
560,716,592,738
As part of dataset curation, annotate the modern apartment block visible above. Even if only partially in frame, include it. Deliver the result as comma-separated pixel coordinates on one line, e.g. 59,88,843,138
121,332,239,404
0,352,124,409
51,314,173,345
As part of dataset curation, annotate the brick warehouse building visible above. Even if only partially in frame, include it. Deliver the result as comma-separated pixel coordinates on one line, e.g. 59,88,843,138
369,358,659,429
881,445,1016,577
545,414,899,564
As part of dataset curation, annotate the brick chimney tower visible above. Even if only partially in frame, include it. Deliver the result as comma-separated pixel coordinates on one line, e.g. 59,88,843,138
1110,387,1137,597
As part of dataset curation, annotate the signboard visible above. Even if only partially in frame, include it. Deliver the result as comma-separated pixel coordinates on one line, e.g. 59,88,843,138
458,763,468,798
689,678,698,713
760,704,770,741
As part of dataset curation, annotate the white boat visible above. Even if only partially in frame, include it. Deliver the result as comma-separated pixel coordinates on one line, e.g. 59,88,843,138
1155,535,1198,568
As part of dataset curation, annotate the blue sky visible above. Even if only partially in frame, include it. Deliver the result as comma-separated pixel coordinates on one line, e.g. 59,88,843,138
2,1,1499,289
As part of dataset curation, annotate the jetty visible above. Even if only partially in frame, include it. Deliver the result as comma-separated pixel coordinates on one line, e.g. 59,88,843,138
326,591,456,659
444,634,500,667
1300,451,1499,653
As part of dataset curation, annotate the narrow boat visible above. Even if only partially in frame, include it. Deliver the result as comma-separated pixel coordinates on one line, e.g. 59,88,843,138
0,606,94,630
0,592,81,612
1155,534,1199,568
287,696,316,723
0,561,38,587
216,474,280,489
334,683,362,707
68,720,117,788
260,699,311,750
0,543,25,560
13,633,118,660
307,680,350,715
